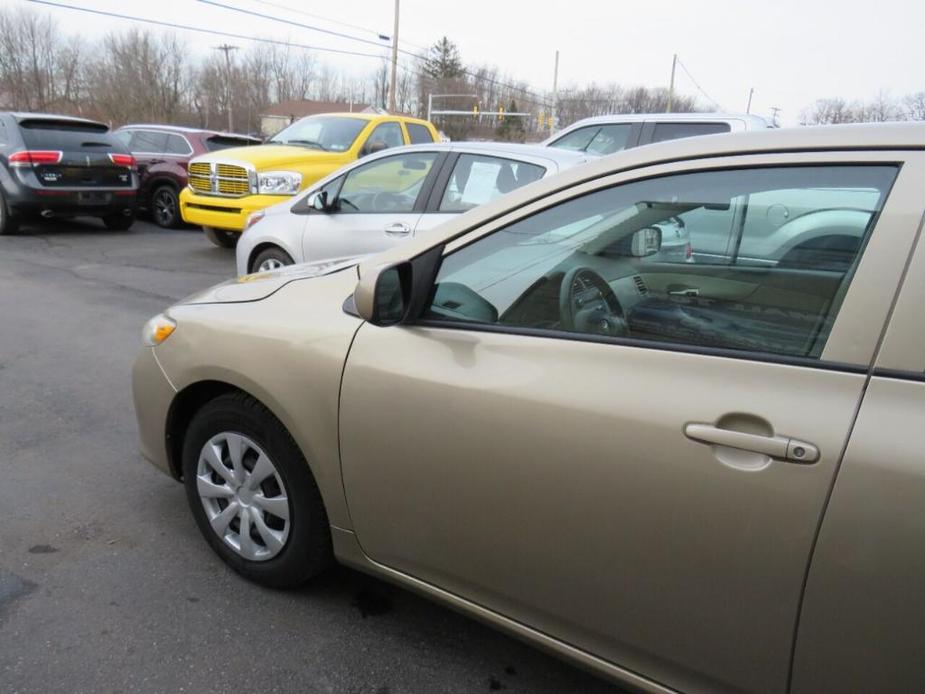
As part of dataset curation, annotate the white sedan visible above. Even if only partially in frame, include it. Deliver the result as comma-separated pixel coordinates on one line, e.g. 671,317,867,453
235,142,590,276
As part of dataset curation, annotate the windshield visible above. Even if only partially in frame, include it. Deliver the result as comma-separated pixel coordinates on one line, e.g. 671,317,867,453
268,116,367,152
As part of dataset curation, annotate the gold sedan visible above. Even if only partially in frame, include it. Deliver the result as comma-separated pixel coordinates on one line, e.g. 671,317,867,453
133,123,925,693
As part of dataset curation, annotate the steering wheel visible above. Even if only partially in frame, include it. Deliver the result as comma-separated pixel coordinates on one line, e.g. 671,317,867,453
558,266,629,337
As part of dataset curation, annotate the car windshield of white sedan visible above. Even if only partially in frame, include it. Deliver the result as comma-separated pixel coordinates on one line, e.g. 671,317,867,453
268,116,367,152
426,165,896,359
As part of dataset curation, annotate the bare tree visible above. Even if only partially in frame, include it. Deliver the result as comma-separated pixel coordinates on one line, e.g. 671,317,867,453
0,8,77,111
85,29,190,125
903,92,925,121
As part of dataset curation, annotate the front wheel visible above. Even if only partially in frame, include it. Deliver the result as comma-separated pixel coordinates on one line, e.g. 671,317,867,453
203,226,238,248
103,213,135,231
252,247,294,273
182,392,333,588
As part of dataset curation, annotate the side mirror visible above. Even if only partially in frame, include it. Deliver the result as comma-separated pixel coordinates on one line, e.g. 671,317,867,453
308,190,331,213
360,140,388,157
354,261,412,325
630,227,662,257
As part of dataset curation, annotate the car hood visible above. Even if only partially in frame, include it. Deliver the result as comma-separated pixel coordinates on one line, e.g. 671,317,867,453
191,144,344,169
179,258,361,305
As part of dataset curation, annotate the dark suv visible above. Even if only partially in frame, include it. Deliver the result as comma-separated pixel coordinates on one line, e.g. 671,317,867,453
115,125,260,228
0,112,138,235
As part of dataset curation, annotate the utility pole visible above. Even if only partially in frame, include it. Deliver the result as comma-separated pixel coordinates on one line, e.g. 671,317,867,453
214,44,239,132
746,87,755,114
387,0,399,113
667,53,677,113
550,49,559,135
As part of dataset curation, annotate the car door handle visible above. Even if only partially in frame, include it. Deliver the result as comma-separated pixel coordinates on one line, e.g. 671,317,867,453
384,222,412,237
684,423,819,463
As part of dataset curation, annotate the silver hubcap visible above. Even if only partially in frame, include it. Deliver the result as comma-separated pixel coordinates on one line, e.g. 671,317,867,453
196,432,290,561
257,258,285,272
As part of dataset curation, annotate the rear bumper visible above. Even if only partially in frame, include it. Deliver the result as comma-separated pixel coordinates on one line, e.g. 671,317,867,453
3,167,137,218
179,187,290,233
6,187,137,218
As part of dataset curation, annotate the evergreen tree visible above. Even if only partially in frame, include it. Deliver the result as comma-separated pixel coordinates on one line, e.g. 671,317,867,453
424,37,463,80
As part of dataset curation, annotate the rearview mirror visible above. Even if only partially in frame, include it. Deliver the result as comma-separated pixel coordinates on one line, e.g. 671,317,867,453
630,227,662,257
354,261,412,325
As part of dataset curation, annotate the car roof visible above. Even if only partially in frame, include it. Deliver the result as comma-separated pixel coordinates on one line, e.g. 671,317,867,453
290,112,433,126
360,122,925,276
385,141,591,166
552,112,770,130
6,112,109,129
118,124,259,139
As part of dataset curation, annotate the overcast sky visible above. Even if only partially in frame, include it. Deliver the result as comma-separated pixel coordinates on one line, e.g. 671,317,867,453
14,0,923,125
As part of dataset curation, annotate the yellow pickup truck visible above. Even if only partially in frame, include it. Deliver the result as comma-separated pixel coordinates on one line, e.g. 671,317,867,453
179,112,440,247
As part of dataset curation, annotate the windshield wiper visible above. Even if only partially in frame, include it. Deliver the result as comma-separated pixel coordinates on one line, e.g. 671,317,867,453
273,139,327,151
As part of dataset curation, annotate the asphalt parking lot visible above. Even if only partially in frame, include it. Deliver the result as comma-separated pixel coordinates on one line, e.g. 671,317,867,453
0,218,621,694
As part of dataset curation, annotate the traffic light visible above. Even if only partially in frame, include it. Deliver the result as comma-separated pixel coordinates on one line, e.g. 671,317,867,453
473,103,479,115
499,104,505,122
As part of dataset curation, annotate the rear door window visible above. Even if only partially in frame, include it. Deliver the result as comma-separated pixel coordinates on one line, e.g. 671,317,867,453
129,130,168,153
439,155,546,212
165,134,192,155
649,122,730,144
407,123,435,144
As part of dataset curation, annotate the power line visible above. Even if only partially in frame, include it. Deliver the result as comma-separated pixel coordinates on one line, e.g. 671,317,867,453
197,0,392,51
25,0,552,109
203,0,553,107
675,57,722,110
23,0,387,59
246,0,431,50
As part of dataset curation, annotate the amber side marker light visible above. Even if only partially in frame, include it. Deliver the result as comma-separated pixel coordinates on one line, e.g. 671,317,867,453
142,314,177,346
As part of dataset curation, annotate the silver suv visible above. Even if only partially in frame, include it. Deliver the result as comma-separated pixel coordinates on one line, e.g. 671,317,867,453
545,112,770,156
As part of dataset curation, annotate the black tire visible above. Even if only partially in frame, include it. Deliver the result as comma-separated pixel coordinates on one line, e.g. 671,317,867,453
103,213,135,231
150,184,180,228
251,246,295,273
203,226,238,248
182,392,333,588
0,190,20,236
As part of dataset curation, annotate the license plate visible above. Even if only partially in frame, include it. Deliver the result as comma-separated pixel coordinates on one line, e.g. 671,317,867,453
78,192,111,206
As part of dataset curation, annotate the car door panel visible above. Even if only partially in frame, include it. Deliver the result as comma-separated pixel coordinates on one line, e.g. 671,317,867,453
301,151,441,263
302,211,425,263
338,154,916,693
340,326,866,694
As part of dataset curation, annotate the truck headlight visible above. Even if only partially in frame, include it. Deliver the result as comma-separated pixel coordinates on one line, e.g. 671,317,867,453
257,171,302,195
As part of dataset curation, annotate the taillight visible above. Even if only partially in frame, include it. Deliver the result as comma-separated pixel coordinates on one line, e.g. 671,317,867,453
9,150,63,166
108,153,135,167
685,243,693,260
